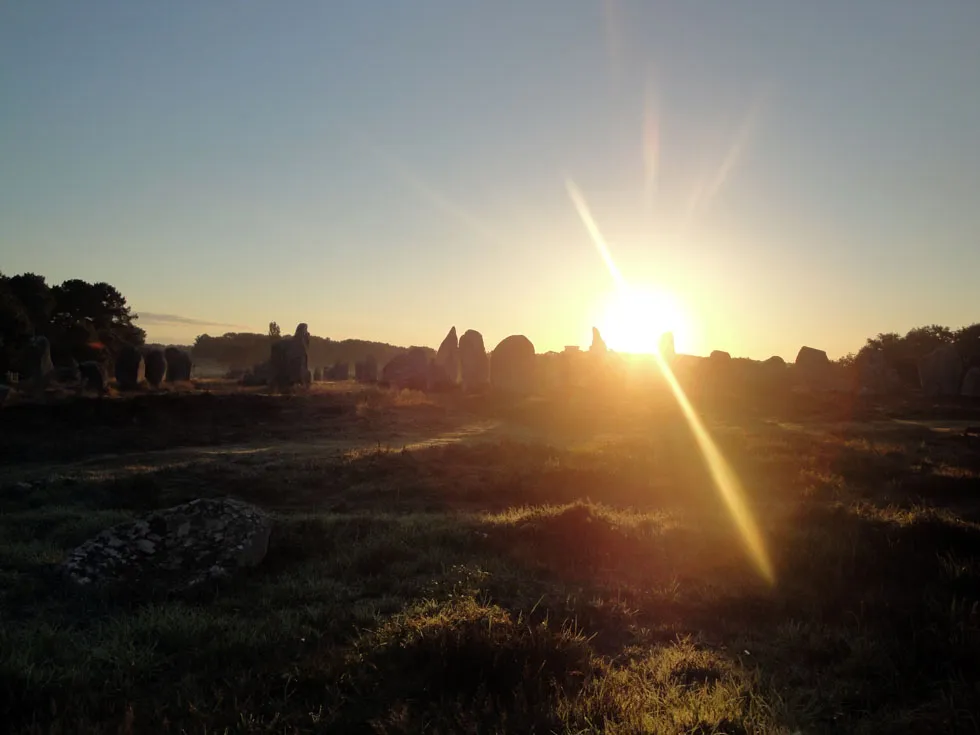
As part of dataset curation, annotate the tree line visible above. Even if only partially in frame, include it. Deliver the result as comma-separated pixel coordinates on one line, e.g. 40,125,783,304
838,324,980,385
192,322,429,373
0,272,145,374
2,270,977,382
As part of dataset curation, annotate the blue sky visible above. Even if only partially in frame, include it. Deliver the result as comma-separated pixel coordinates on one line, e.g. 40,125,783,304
2,1,978,358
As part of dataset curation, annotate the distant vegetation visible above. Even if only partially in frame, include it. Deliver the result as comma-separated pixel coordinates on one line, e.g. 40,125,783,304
192,322,431,373
0,272,144,373
2,270,978,380
837,323,980,385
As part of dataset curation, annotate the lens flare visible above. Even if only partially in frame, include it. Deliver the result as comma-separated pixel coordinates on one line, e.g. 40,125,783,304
566,179,775,584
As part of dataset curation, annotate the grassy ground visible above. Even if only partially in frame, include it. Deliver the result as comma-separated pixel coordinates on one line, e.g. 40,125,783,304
1,382,979,733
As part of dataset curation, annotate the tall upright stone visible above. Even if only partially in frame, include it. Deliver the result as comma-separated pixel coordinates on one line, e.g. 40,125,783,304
491,335,536,395
144,349,167,387
590,327,607,355
459,329,490,393
270,323,311,389
115,345,145,390
21,336,54,385
164,347,192,382
435,326,460,387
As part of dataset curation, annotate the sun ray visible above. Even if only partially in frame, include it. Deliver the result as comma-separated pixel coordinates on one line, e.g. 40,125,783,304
565,179,775,584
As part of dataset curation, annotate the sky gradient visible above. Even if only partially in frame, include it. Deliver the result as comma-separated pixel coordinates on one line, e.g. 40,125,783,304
2,1,978,359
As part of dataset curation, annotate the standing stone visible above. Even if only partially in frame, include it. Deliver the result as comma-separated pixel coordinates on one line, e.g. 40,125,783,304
659,332,676,363
270,324,311,389
794,346,831,390
355,355,379,383
164,347,192,382
918,344,962,397
326,362,351,380
144,349,167,387
590,327,608,355
435,326,460,386
114,345,145,390
79,361,106,395
20,336,54,386
491,335,536,395
961,367,980,397
382,348,430,390
858,350,900,395
312,367,323,382
459,329,489,393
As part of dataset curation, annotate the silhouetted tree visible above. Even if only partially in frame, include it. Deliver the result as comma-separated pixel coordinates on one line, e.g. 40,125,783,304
6,273,55,337
49,279,145,361
0,275,34,373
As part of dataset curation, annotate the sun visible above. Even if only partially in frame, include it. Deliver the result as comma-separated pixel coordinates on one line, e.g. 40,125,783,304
597,284,689,355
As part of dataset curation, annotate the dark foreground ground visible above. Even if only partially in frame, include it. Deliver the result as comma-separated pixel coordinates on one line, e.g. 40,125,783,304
1,381,980,734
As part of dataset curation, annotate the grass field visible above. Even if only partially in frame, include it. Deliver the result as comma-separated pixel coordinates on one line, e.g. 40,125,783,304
2,382,979,733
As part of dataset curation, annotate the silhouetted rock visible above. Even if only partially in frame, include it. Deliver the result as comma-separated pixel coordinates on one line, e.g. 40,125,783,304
114,345,145,390
459,329,489,393
61,498,271,591
427,359,454,392
20,336,54,388
312,367,323,382
164,347,192,382
794,346,832,390
764,356,785,367
962,367,980,397
79,361,106,394
590,327,607,355
270,324,311,389
435,326,460,386
710,350,731,362
858,351,900,395
326,362,350,381
54,363,81,385
355,355,379,383
491,335,536,394
144,349,167,387
918,344,962,397
383,348,429,390
659,332,676,363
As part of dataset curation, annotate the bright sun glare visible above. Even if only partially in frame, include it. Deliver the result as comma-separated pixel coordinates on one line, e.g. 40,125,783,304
599,285,687,355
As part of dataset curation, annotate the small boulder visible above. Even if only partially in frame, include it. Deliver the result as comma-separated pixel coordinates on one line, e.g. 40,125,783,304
114,345,145,390
491,335,536,395
144,349,168,387
164,347,192,382
459,329,489,393
61,497,272,591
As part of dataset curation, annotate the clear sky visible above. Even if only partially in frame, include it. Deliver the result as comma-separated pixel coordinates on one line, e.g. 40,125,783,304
2,1,978,359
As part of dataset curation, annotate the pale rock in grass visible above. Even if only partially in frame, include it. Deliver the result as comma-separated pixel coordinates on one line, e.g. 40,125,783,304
61,497,272,591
